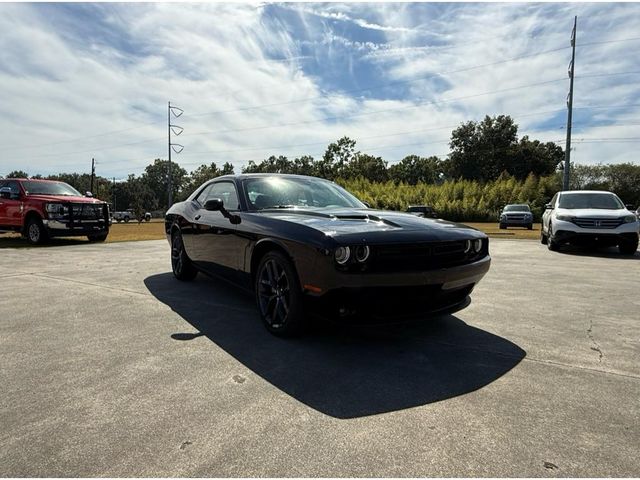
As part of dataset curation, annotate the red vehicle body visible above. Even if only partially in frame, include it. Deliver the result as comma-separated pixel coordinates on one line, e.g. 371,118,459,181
0,178,110,244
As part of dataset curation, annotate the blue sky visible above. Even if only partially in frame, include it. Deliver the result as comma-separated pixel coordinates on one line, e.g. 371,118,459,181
1,2,639,179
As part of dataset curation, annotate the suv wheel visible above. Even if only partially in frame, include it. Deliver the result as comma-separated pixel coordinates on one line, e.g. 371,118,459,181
619,238,639,255
88,233,108,242
25,217,49,245
499,223,506,230
547,224,559,251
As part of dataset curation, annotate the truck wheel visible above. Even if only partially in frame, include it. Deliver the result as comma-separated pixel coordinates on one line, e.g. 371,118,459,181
527,224,533,230
25,217,49,245
88,234,108,242
124,216,130,223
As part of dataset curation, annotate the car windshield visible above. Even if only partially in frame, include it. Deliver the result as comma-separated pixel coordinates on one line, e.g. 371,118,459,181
504,205,530,212
243,176,365,210
22,181,81,197
558,193,624,210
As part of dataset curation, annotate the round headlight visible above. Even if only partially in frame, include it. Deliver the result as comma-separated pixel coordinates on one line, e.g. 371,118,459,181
355,245,370,262
473,239,482,253
464,239,472,253
623,215,637,223
334,246,351,265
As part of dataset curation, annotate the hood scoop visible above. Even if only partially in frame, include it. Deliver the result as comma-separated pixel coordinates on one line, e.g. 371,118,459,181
332,213,401,228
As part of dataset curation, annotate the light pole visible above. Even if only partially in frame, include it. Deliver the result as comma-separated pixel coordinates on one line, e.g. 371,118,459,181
563,16,577,191
167,101,184,209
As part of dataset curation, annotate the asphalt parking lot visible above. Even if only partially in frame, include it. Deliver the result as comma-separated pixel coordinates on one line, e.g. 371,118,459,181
1,238,639,476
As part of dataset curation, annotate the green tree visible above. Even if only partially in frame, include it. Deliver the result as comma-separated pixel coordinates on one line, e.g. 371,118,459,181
142,159,188,207
317,137,358,179
389,155,443,185
6,170,30,178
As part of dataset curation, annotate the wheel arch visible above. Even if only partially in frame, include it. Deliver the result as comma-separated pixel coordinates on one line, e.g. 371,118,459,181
22,210,43,234
250,238,295,285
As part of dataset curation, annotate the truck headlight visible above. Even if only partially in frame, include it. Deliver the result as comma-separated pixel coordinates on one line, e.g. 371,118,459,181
45,203,66,217
555,214,573,222
623,215,637,223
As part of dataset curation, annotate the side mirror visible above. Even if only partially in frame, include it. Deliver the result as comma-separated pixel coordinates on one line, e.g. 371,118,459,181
545,203,553,210
204,198,223,211
0,187,11,199
363,201,371,208
85,191,93,198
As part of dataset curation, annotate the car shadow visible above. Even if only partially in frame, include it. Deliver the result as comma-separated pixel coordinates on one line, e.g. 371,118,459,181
554,244,640,260
0,235,89,248
144,273,526,419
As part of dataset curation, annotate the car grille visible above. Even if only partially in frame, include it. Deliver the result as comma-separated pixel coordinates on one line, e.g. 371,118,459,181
70,203,107,221
505,214,526,220
369,240,486,273
572,217,623,229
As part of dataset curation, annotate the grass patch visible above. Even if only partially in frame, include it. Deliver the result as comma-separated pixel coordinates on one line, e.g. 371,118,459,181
1,219,539,248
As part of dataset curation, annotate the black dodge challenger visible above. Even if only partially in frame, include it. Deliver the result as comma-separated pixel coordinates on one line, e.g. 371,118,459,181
165,174,490,335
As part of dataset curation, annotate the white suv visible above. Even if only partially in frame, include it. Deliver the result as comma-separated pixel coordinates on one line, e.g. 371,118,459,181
541,190,639,254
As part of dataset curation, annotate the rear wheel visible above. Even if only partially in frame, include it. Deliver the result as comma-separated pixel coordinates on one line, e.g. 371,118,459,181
25,217,49,245
255,251,304,336
619,238,639,255
124,216,130,223
171,230,197,280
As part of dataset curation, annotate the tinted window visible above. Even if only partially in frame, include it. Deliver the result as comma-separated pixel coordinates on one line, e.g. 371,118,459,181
504,205,530,212
201,182,240,210
558,193,624,210
244,176,365,210
22,181,81,196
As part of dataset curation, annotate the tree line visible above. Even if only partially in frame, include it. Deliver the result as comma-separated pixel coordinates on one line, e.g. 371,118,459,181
4,115,639,218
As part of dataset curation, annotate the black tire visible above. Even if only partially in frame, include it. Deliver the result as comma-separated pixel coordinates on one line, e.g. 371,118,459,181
540,225,548,245
547,224,559,251
499,224,506,230
124,216,130,223
87,233,108,242
619,239,639,255
25,217,49,245
171,230,197,281
255,251,304,336
527,224,533,230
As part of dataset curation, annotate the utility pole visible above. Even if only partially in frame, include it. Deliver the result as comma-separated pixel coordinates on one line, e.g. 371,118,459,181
167,102,184,209
563,16,577,191
90,158,95,194
112,177,116,211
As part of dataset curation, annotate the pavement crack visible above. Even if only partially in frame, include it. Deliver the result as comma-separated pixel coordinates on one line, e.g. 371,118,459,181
28,273,151,297
587,319,604,363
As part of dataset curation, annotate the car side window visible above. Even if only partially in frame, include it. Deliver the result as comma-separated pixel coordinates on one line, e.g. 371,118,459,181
0,180,21,198
204,182,240,211
194,184,214,205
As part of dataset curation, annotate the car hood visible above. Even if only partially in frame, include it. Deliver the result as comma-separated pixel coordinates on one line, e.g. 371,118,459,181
25,194,106,204
556,208,630,218
255,208,485,243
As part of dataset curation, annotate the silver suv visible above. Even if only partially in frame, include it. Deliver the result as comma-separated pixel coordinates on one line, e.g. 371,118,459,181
541,190,639,254
499,204,533,230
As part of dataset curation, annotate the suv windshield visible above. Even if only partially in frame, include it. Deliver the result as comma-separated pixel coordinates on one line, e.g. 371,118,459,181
22,181,82,197
244,176,365,210
504,205,530,212
558,193,624,210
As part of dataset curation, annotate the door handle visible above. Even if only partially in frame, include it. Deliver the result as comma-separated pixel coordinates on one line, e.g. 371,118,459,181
194,214,201,220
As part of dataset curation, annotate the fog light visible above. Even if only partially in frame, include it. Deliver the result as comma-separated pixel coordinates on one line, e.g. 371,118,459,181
355,245,370,262
473,239,482,253
334,246,351,265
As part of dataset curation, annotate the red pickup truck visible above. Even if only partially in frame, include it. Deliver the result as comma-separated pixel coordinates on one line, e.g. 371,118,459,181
0,178,110,244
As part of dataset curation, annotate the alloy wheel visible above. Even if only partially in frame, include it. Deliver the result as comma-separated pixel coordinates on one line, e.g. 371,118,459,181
257,258,290,328
171,234,184,275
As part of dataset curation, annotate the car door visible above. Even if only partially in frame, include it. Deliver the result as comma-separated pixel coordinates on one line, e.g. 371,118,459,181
189,180,244,280
0,180,24,228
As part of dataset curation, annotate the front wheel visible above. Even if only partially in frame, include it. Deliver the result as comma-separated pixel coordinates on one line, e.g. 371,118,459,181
255,251,304,336
171,230,197,281
87,233,108,242
25,217,49,245
547,224,559,251
619,238,639,255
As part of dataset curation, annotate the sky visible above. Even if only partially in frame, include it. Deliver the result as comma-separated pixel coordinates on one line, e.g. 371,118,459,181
1,2,639,180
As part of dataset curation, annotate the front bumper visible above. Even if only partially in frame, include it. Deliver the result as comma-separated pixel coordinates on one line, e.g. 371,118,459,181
303,255,491,322
43,219,109,237
552,219,639,245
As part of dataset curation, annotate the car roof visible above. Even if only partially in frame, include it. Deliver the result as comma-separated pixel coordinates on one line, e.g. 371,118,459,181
2,178,62,183
215,173,333,181
560,190,615,195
